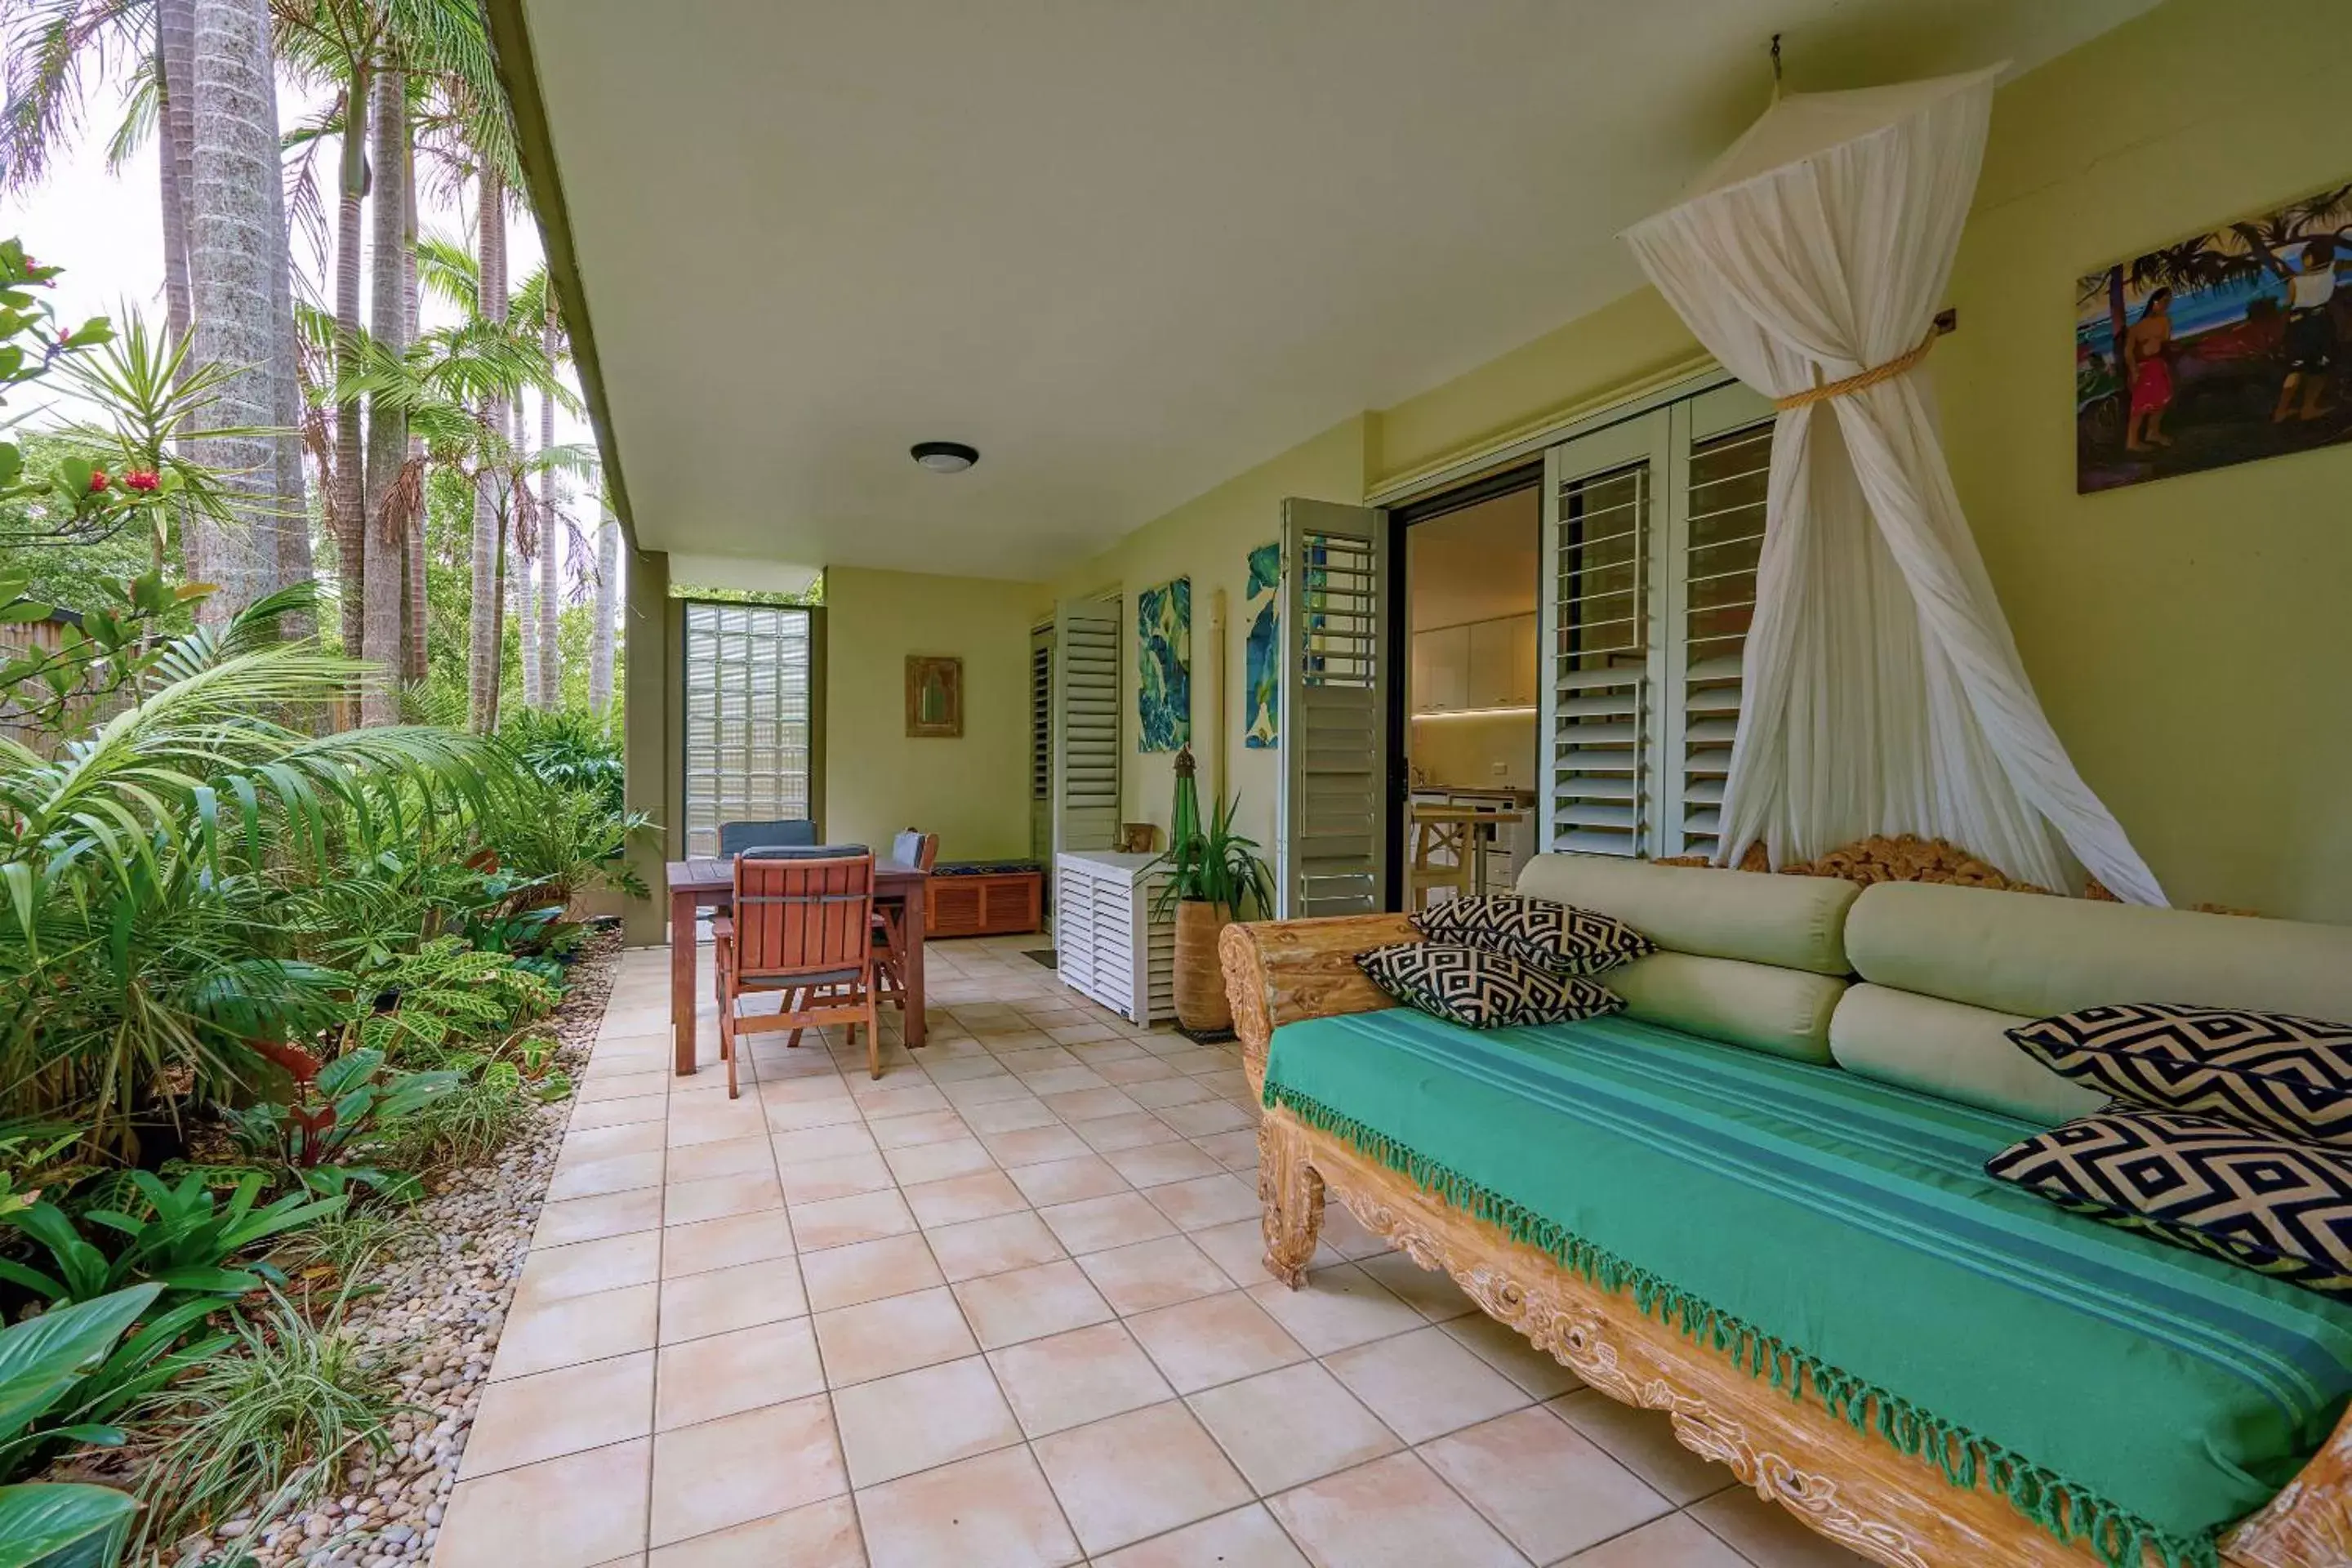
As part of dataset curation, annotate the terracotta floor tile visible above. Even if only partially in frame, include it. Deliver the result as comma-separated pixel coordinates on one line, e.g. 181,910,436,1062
658,1256,807,1343
1154,1099,1254,1138
1419,1406,1671,1563
1245,1263,1423,1356
664,1136,774,1185
791,1188,918,1251
830,1353,1022,1487
644,1494,863,1568
1121,1076,1218,1111
1688,1486,1874,1565
1076,1111,1187,1153
550,1149,667,1201
883,1135,998,1186
1353,1251,1475,1323
1559,1512,1748,1567
1323,1324,1530,1443
649,1394,848,1547
660,1168,785,1227
924,1209,1068,1282
813,1285,979,1384
1548,1392,1732,1506
437,1437,652,1568
1074,1235,1231,1316
560,1120,670,1165
1192,1129,1261,1171
1040,1086,1144,1123
1094,1504,1308,1568
853,1445,1081,1568
942,1076,1042,1109
1440,1312,1583,1399
1008,1155,1131,1207
495,1284,660,1379
461,1352,655,1477
764,1096,865,1133
959,1096,1063,1134
1142,1173,1262,1232
656,1318,826,1430
800,1232,945,1312
1265,1451,1522,1568
1090,1055,1183,1086
1102,1140,1223,1188
1317,1203,1396,1260
764,1073,855,1105
1192,1216,1336,1286
1018,1065,1111,1096
662,1210,795,1279
518,1231,663,1304
904,1169,1030,1227
924,1054,1016,1084
1038,1192,1177,1254
1033,1401,1252,1557
978,1124,1096,1168
581,1070,671,1104
1125,1290,1308,1395
777,1152,898,1203
666,1097,772,1149
868,1107,973,1148
538,1187,669,1248
1185,1361,1400,1494
766,1120,880,1164
952,1259,1114,1348
987,1321,1173,1438
858,1081,951,1119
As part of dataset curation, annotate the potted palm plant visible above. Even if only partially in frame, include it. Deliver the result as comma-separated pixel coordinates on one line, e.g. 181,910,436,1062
1152,747,1274,1034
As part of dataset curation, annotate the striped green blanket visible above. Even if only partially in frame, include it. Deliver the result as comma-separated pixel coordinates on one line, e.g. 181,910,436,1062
1263,1008,2352,1568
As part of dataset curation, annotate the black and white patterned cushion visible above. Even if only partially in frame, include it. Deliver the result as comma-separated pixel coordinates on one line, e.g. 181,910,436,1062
1987,1107,2352,1299
2007,1004,2352,1147
1356,942,1623,1031
1410,895,1653,977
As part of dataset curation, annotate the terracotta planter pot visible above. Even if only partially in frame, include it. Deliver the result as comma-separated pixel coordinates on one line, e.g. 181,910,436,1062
1173,899,1236,1033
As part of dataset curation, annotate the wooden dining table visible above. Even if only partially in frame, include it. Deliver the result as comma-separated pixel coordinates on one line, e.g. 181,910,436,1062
663,856,931,1076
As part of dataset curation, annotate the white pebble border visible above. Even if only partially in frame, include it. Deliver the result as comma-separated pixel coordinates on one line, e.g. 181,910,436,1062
172,930,621,1568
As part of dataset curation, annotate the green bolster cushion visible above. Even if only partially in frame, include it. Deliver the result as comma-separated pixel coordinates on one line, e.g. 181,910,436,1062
1514,853,1856,977
1845,881,2352,1022
1609,951,1845,1064
1830,982,2107,1126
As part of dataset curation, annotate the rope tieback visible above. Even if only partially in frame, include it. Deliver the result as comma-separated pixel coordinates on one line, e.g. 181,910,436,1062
1774,326,1941,411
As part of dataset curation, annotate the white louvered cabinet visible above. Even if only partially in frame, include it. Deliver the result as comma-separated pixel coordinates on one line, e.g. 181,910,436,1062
1054,851,1173,1025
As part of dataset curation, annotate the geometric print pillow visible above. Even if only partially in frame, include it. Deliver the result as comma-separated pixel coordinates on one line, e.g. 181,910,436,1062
1986,1107,2352,1301
1356,942,1624,1031
2007,1004,2352,1147
1410,895,1653,978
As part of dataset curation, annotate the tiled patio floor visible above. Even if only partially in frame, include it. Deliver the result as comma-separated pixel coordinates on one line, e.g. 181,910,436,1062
431,935,1864,1568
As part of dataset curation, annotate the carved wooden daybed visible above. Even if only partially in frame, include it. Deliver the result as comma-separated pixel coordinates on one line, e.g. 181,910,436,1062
1218,837,2352,1568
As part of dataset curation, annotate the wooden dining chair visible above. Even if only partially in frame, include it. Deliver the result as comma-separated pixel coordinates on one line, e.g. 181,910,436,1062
874,829,939,1022
712,850,882,1092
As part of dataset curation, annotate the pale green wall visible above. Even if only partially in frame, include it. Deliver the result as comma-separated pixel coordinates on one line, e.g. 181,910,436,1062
823,565,1042,862
1057,0,2352,922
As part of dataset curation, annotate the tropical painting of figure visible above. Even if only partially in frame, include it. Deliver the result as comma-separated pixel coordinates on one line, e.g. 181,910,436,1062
2077,181,2352,492
1136,577,1191,752
1244,543,1279,749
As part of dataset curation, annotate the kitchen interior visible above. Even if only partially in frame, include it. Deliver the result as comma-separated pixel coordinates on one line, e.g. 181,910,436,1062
1405,483,1540,906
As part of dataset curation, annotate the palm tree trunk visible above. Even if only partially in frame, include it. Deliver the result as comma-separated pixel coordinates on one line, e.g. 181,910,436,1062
184,0,283,621
402,137,428,685
332,63,370,660
589,506,617,716
359,62,408,724
536,311,560,708
467,164,508,733
268,165,314,632
157,0,197,357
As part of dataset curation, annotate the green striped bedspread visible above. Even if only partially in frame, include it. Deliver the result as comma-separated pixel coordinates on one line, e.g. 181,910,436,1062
1263,1008,2352,1568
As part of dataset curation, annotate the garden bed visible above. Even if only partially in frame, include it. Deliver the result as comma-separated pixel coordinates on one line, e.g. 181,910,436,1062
131,929,622,1568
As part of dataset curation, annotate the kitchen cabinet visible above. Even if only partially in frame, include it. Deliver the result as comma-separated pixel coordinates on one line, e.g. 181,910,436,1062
1413,625,1470,712
1414,613,1535,714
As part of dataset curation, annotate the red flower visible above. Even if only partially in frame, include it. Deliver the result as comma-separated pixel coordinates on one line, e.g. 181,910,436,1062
124,470,159,492
85,468,108,493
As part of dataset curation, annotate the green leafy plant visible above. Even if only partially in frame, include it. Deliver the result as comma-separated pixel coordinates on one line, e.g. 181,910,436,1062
496,707,624,817
130,1283,403,1553
0,1285,161,1566
223,1045,460,1190
1150,775,1274,920
0,1172,342,1307
338,936,558,1059
478,770,651,908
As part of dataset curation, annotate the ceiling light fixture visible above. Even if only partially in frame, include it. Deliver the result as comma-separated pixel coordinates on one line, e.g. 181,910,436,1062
911,441,979,474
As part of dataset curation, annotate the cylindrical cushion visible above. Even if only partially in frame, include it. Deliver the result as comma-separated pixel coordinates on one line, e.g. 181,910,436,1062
1846,882,2352,1023
1515,854,1856,977
1829,983,2107,1126
1610,951,1846,1064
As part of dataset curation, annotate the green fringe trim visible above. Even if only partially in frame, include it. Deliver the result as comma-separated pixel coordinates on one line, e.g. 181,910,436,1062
1263,1081,2219,1568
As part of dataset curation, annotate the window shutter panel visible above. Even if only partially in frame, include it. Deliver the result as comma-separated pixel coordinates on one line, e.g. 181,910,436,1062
1541,451,1656,858
1675,416,1771,858
1278,498,1388,918
1052,598,1121,857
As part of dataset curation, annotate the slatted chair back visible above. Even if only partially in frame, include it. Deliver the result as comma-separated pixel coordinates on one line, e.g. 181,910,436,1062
893,829,941,872
730,852,875,980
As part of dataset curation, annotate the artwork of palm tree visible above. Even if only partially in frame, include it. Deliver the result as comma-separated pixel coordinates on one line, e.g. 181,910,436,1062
1244,542,1279,749
1136,577,1191,753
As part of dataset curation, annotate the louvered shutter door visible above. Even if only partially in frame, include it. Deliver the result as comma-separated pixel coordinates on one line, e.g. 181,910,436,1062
1030,626,1054,862
1539,417,1669,858
1277,498,1388,918
1053,599,1120,857
1669,385,1774,858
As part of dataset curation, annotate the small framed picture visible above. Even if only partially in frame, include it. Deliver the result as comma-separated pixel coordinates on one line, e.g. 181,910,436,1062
1116,823,1158,854
905,656,964,738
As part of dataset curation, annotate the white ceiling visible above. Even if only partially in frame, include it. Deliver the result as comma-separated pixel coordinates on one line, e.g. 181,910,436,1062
519,0,2149,583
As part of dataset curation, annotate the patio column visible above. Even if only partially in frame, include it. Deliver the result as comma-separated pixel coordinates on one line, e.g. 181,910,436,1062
622,544,678,946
